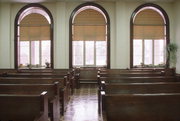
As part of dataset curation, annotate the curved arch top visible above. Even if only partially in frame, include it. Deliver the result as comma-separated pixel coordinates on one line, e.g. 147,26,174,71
14,3,54,69
70,2,110,25
69,2,110,68
130,3,170,68
130,3,169,26
15,3,54,26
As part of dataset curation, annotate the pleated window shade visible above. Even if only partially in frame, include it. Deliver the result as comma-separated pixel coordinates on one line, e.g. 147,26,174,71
73,9,106,41
19,13,50,41
133,9,165,39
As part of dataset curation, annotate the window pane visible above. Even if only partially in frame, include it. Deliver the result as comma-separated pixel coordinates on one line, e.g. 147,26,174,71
96,41,107,66
19,41,30,66
85,41,94,65
154,39,165,65
144,39,153,65
31,41,40,65
133,39,142,66
73,41,83,66
41,40,51,66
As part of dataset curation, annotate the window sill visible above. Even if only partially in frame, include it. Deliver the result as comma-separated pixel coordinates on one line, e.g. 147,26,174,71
18,67,51,70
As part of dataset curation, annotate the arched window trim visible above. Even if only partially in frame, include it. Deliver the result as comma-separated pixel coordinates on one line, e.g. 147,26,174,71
14,3,54,69
130,3,170,68
69,2,110,69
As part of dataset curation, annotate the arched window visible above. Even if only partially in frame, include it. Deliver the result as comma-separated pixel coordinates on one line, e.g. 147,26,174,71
130,3,169,68
15,4,53,69
69,2,110,68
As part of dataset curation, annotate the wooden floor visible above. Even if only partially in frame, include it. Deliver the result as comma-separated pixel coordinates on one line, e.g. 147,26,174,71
61,84,102,121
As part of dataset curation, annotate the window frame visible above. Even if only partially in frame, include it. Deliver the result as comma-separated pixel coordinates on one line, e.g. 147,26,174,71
73,40,107,67
133,39,166,67
69,2,110,68
130,3,170,68
14,3,54,69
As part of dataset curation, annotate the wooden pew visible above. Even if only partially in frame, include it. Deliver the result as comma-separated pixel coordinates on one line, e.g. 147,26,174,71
97,72,170,86
99,72,164,78
99,81,180,113
97,68,165,80
79,67,98,86
0,77,69,116
18,68,76,87
1,70,77,94
102,82,180,94
0,82,60,121
176,74,180,81
101,82,180,112
98,76,177,101
74,73,80,88
70,68,80,89
0,68,80,90
98,70,164,75
0,91,48,121
98,76,177,87
103,93,180,121
0,68,80,94
17,69,69,73
0,76,68,86
0,69,17,73
98,68,165,73
17,69,54,73
2,72,67,78
98,68,175,76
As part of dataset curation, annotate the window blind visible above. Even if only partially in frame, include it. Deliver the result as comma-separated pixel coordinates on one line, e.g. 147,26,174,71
133,9,165,39
19,13,50,41
73,9,106,41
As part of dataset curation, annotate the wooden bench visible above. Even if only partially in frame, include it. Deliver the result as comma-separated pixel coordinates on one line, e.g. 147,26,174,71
0,91,48,121
97,68,165,79
1,72,67,78
98,68,175,76
79,67,98,86
0,77,69,115
100,82,180,113
102,82,180,94
52,68,80,91
99,72,164,78
103,93,180,121
1,70,77,94
176,74,180,81
17,69,69,73
18,68,80,90
0,82,60,121
0,68,83,90
0,69,17,73
98,76,177,88
97,72,171,86
98,68,165,72
0,68,80,116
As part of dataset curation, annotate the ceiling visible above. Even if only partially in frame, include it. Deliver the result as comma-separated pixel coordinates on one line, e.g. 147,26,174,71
0,0,176,3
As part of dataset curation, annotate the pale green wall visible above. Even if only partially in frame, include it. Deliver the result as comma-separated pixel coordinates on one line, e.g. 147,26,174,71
0,1,178,71
0,3,11,68
174,1,180,74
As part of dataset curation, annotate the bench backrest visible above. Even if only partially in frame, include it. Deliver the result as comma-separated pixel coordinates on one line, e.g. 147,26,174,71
98,68,164,73
104,93,180,121
100,76,176,84
0,83,59,96
0,77,65,86
99,72,164,78
103,82,180,94
0,92,48,121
